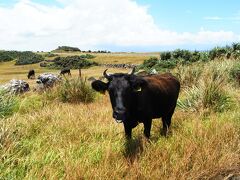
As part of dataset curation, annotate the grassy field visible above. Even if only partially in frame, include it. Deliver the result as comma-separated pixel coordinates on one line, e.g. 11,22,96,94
0,53,240,179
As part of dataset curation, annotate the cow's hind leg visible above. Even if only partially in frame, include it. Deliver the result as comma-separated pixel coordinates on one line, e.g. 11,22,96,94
161,105,176,136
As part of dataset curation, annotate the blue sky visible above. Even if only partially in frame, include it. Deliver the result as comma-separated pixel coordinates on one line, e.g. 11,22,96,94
136,0,240,33
0,0,240,51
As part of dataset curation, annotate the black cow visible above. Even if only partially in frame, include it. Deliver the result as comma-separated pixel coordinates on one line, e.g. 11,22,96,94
91,68,180,139
27,69,35,79
60,68,71,76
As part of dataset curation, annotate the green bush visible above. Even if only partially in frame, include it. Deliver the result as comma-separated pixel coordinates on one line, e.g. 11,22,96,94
15,51,44,65
53,46,81,52
142,57,159,68
172,49,193,61
49,56,98,69
154,59,178,70
80,54,96,59
0,51,23,62
160,52,172,60
209,47,228,60
232,43,240,51
44,53,58,58
199,52,210,62
0,90,19,118
138,57,177,72
0,52,13,62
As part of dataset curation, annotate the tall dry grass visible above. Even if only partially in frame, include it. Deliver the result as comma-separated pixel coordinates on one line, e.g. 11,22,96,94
0,55,240,179
1,96,240,179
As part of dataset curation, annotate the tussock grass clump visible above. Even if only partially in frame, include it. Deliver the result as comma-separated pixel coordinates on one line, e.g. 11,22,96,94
174,63,204,87
178,74,233,112
45,77,96,103
230,62,240,84
0,90,19,118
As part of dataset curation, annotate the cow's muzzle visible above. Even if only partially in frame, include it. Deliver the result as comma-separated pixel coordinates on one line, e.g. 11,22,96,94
113,109,126,123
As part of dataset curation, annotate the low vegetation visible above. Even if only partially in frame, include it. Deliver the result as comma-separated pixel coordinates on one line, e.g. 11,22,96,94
138,43,240,73
52,46,81,52
48,55,98,69
15,51,44,65
0,51,23,62
0,90,19,118
44,77,96,103
0,51,46,65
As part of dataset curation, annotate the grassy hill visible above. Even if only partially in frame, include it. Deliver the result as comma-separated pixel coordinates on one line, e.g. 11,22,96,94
0,52,240,179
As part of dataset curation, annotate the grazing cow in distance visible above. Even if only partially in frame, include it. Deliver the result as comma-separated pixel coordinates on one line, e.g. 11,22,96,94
91,68,180,139
27,69,35,79
60,68,71,76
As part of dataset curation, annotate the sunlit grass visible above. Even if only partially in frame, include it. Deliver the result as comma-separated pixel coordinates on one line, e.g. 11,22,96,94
0,53,240,179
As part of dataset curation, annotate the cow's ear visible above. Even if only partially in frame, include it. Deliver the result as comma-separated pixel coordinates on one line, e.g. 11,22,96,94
131,77,147,92
91,80,108,93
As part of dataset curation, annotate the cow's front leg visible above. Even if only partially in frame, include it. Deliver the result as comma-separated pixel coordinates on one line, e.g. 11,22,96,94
123,122,132,139
143,119,152,138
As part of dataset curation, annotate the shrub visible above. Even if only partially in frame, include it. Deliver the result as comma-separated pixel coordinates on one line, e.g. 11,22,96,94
209,47,228,60
232,43,240,51
44,53,58,58
154,59,178,71
142,57,159,68
0,90,19,118
160,52,172,60
15,51,44,65
53,46,81,52
49,56,98,69
0,51,23,62
172,49,192,61
190,51,201,62
138,57,177,72
0,51,13,62
232,50,240,60
80,54,96,59
199,51,210,62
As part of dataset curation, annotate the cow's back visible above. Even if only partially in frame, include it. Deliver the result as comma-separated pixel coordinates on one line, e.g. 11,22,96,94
136,73,180,119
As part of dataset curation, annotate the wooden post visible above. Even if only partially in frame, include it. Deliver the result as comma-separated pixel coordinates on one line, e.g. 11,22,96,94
79,68,82,78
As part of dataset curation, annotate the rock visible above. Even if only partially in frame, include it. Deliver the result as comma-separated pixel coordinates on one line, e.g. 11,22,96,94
150,68,158,74
0,79,30,94
87,77,97,82
135,70,148,76
40,62,48,67
36,73,61,88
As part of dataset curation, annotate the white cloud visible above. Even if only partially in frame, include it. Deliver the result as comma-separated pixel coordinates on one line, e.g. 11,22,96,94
0,0,239,51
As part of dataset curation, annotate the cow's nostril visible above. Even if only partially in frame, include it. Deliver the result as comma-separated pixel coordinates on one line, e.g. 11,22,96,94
113,111,118,118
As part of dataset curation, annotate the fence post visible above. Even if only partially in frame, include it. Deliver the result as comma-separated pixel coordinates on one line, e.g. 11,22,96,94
79,68,81,78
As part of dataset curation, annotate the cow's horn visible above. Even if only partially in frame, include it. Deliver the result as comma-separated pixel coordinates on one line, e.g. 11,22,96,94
103,69,111,80
129,67,136,75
